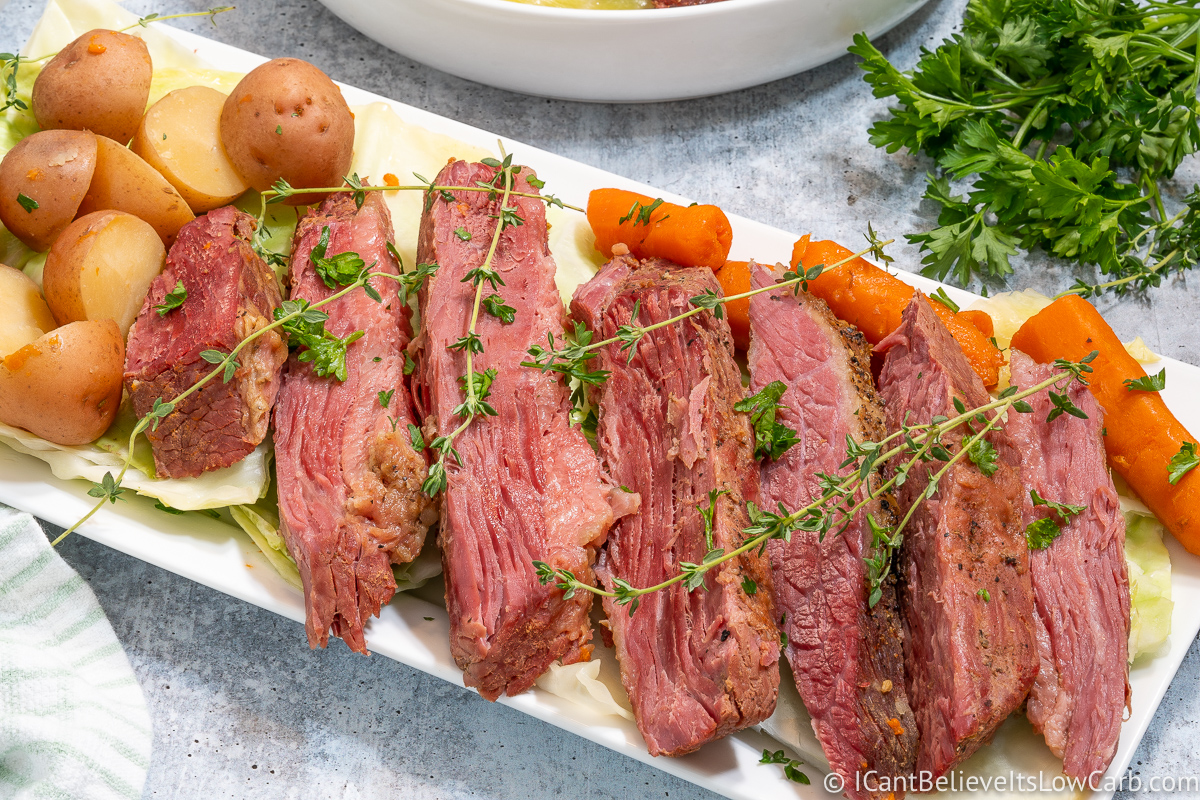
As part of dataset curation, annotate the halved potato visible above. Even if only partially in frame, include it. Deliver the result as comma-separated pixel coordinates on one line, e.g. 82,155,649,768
0,130,98,251
0,319,124,445
32,29,152,145
132,86,250,213
75,136,195,246
43,210,166,338
0,265,57,357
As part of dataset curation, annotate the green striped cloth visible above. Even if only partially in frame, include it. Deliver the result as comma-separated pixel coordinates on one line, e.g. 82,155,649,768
0,506,151,800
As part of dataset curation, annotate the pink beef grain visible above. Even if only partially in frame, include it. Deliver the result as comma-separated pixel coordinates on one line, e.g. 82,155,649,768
571,254,779,757
413,160,617,701
1008,349,1129,782
274,191,435,654
747,262,916,798
876,295,1038,778
124,206,286,479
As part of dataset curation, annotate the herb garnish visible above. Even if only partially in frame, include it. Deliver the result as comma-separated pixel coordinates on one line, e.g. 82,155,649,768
153,280,187,316
16,192,37,213
1169,441,1199,485
851,0,1200,297
759,749,810,785
734,381,801,462
1125,369,1166,393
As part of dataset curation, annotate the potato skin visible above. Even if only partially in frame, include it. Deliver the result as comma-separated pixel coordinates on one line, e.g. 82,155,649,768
32,29,152,145
220,58,354,204
0,320,124,445
0,129,98,251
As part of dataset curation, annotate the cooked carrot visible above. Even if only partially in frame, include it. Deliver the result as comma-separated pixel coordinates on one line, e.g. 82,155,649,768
792,237,1004,387
715,260,751,350
959,309,994,339
587,188,733,270
1011,295,1200,554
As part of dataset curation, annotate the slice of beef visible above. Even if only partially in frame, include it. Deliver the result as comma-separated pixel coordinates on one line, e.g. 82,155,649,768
876,295,1037,778
1007,349,1130,781
746,263,916,798
124,206,286,479
413,160,617,700
274,191,434,654
571,254,779,757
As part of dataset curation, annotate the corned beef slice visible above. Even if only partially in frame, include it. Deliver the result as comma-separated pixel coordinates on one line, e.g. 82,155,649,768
414,160,616,700
1008,350,1130,781
746,263,916,798
571,255,779,757
275,191,434,654
124,206,286,479
876,296,1037,778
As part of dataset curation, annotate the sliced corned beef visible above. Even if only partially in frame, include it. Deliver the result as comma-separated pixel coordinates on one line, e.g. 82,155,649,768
274,191,435,654
747,262,916,798
1008,349,1130,782
876,295,1037,778
124,206,286,479
571,254,779,757
413,160,617,700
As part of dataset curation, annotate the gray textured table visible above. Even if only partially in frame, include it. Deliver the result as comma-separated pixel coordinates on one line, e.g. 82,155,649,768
3,0,1198,798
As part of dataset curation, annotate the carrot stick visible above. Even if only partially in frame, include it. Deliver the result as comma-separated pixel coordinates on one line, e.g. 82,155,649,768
959,309,994,339
587,188,733,270
1011,295,1200,554
715,259,751,350
792,237,1004,387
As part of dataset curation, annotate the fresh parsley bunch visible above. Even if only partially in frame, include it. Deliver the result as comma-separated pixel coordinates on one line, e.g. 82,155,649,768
852,0,1200,296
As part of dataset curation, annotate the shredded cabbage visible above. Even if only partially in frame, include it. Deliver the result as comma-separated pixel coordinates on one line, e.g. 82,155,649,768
1126,511,1174,661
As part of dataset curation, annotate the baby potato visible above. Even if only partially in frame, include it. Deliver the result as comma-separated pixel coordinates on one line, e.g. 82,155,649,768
43,211,166,338
132,86,250,213
220,58,354,204
0,129,98,251
75,136,195,246
0,265,57,358
32,29,152,145
0,319,124,445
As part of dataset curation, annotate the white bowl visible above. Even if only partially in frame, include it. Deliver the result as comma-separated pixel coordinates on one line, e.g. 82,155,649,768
317,0,930,102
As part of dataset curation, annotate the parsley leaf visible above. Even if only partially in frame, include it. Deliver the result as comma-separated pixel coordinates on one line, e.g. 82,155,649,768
1124,369,1166,392
967,437,998,476
1168,441,1198,485
153,280,187,316
309,226,366,288
1026,517,1063,550
734,381,800,461
481,294,516,324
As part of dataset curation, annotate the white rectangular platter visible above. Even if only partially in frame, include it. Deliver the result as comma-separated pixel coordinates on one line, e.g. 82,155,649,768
2,20,1199,800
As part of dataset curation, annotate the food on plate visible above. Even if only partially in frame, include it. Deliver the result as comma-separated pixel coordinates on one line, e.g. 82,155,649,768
76,135,195,246
274,190,435,654
42,210,166,337
746,262,916,797
219,58,355,204
570,254,779,756
1012,295,1200,554
123,206,286,478
587,188,732,269
851,1,1200,298
0,265,57,358
793,236,1003,387
1007,350,1129,780
0,129,98,251
0,319,123,446
714,259,751,350
31,29,152,145
413,159,618,700
131,86,250,213
876,296,1037,778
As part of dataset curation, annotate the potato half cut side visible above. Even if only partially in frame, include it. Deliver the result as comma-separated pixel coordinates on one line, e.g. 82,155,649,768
0,265,57,358
0,130,98,251
43,210,166,338
132,86,249,213
76,136,195,246
0,319,124,445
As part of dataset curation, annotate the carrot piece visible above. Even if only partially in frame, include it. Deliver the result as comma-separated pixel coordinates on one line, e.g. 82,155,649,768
958,309,994,339
715,260,752,350
792,238,1004,387
1011,295,1200,554
587,188,733,270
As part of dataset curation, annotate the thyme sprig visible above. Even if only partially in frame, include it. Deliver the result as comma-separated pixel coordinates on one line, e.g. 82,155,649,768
261,174,581,213
535,355,1097,614
418,151,524,497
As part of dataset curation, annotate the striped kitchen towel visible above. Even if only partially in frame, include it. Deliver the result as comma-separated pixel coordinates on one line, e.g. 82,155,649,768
0,506,151,800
